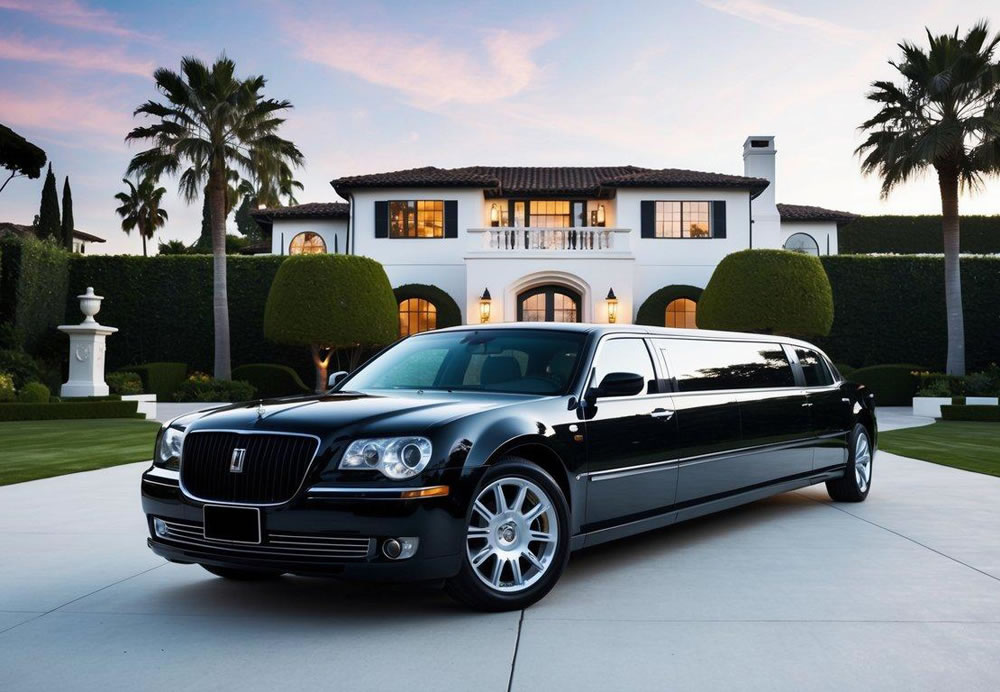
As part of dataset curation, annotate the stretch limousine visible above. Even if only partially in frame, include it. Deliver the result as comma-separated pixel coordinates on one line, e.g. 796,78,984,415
141,324,876,610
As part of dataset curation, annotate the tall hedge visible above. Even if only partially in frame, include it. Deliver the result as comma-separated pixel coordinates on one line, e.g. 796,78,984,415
839,215,1000,254
0,235,70,351
697,249,833,338
816,255,1000,371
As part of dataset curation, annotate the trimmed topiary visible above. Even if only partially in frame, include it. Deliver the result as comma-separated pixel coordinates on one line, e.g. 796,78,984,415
636,285,704,326
698,249,833,337
851,363,927,405
393,284,462,330
264,254,398,392
940,404,1000,422
17,381,50,403
232,363,310,398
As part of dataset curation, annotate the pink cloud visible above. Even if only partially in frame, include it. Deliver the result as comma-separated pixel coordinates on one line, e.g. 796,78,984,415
0,88,131,140
292,22,556,107
0,0,147,39
699,0,866,41
0,34,153,76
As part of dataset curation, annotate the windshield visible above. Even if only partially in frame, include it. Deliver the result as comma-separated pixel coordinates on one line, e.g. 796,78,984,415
342,329,588,395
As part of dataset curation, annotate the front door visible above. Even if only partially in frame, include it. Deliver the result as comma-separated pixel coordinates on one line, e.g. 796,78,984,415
517,285,581,322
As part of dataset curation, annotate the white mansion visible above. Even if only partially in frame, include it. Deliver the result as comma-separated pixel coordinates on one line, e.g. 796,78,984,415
251,136,855,335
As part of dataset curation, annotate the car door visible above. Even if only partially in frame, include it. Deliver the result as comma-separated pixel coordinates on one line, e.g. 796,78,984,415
792,346,852,472
583,336,678,527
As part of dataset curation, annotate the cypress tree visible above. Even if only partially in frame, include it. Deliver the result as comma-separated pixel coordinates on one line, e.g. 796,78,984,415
36,163,60,240
194,191,212,251
61,176,75,250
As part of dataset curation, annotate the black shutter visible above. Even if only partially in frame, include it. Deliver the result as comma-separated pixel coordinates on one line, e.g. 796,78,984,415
374,201,388,238
640,201,655,238
444,200,458,238
712,201,726,238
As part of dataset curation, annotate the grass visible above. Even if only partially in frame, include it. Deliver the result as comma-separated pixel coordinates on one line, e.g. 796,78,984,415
0,419,161,485
879,421,1000,477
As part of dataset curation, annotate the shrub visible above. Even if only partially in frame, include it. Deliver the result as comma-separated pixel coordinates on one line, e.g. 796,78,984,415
698,249,833,337
232,363,310,398
965,368,999,397
120,362,187,401
834,363,856,378
392,284,462,330
16,381,50,403
0,399,139,421
264,254,397,392
106,371,143,396
0,348,42,388
173,373,256,402
636,285,704,326
0,372,14,402
940,405,1000,422
851,364,927,405
0,235,70,353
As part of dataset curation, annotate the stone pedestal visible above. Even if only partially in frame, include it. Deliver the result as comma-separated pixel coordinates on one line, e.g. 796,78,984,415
58,287,118,398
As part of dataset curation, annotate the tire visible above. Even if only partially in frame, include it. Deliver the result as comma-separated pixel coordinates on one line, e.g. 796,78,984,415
200,564,284,580
826,423,873,502
446,458,570,612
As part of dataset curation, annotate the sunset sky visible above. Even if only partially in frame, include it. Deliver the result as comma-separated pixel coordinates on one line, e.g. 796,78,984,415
1,0,997,254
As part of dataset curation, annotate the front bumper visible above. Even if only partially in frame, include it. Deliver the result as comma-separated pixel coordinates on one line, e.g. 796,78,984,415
141,468,467,581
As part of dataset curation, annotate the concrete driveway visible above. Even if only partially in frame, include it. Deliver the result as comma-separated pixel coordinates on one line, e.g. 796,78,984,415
1,450,998,692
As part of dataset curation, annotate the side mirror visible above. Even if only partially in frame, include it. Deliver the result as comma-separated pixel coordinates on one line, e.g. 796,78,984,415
588,372,645,400
328,370,349,388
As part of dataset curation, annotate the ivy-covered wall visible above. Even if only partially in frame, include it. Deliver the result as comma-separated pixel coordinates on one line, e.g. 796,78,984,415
839,215,1000,254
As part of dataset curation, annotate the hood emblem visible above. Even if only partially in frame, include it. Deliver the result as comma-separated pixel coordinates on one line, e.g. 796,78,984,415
256,400,265,419
230,448,247,473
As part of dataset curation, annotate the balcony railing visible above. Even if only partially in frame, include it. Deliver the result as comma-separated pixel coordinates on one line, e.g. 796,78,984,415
468,227,631,253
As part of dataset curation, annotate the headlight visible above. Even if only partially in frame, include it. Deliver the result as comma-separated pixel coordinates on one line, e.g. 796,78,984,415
154,426,185,470
339,437,432,480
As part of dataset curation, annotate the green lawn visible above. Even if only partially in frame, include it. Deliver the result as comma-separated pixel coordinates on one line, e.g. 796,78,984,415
879,421,1000,477
0,419,161,485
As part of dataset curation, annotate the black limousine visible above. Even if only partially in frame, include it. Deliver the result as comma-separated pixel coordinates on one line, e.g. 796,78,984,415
141,324,876,610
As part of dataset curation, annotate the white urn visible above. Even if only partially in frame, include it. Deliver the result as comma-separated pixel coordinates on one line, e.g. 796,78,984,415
78,287,104,324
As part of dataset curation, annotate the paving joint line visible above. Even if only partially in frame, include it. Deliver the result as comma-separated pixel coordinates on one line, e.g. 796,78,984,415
506,608,525,692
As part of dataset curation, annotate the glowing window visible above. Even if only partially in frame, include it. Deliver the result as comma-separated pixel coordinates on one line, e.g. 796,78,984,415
289,232,326,255
665,298,698,328
399,298,437,336
389,200,444,238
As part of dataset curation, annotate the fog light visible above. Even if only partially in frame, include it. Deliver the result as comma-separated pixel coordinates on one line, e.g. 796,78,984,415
153,518,168,537
382,537,419,560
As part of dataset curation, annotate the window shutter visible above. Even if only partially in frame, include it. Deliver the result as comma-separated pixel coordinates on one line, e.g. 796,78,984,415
374,201,388,238
712,201,726,238
640,201,655,238
444,200,458,238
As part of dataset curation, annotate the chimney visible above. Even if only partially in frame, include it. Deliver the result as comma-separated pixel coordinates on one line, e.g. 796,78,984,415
743,136,780,248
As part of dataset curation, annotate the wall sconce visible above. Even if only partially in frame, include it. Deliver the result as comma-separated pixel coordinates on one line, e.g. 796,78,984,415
596,204,606,227
490,204,500,227
606,288,618,323
479,288,492,323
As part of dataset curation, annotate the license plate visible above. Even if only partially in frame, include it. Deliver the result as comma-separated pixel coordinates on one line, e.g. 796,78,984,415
203,505,261,544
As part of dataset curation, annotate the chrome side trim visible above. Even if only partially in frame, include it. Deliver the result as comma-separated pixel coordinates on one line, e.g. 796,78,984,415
141,477,179,489
178,429,323,508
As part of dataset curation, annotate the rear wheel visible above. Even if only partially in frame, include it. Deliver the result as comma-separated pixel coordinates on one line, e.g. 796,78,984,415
446,458,570,611
200,564,284,580
826,423,873,502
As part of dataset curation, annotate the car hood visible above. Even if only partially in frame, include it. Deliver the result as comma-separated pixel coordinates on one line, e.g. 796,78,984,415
179,390,540,439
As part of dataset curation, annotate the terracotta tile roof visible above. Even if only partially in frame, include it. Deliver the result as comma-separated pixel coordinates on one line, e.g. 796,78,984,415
777,203,857,224
250,202,350,221
0,221,104,242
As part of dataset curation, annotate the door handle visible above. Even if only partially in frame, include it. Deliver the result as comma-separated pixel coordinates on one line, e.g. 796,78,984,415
651,408,674,419
801,402,813,408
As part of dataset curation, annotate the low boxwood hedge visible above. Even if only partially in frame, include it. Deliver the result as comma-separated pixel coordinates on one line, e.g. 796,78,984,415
850,363,927,405
940,405,1000,422
0,399,139,421
232,363,310,398
119,362,187,401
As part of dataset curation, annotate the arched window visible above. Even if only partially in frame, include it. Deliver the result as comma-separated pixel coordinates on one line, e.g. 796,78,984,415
516,285,581,322
289,232,326,255
665,298,697,329
399,298,437,336
783,232,820,256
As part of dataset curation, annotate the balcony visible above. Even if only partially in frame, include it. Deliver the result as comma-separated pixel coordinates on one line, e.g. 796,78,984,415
467,227,632,255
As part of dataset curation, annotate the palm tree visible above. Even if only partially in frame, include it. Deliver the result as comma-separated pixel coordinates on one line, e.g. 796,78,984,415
857,21,1000,375
114,176,168,257
125,55,303,380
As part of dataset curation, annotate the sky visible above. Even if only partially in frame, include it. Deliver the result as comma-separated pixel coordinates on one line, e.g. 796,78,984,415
0,0,997,255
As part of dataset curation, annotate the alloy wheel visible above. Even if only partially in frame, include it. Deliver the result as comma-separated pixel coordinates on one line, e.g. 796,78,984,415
854,433,872,492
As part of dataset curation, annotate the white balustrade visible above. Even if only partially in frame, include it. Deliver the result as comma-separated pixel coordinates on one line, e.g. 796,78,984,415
468,227,631,252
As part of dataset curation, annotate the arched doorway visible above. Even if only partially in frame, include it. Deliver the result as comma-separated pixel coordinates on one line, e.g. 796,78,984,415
517,285,581,322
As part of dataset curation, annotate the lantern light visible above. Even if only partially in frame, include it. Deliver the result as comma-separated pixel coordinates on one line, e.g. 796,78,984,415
479,288,492,323
606,288,618,323
596,204,606,227
490,204,500,227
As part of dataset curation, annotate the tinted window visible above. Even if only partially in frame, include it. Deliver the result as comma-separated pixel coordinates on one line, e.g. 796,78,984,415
796,348,834,386
344,329,586,395
591,338,656,395
661,339,795,392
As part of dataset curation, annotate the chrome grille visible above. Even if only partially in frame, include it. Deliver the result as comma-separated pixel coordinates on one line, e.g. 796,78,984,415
180,431,319,504
156,518,374,560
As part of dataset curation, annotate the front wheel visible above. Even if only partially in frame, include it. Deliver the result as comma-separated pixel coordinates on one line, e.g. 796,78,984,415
446,459,570,611
826,423,873,502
